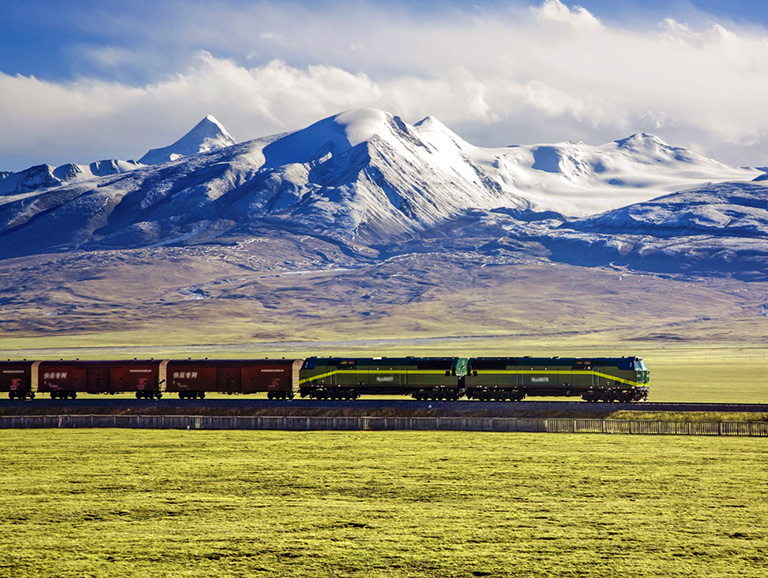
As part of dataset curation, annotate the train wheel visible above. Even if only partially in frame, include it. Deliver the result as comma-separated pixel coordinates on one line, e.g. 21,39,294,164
136,392,142,400
199,392,206,400
29,392,35,400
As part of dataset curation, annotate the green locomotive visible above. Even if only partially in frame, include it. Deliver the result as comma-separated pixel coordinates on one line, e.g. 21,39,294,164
464,356,650,402
299,355,649,402
299,357,468,400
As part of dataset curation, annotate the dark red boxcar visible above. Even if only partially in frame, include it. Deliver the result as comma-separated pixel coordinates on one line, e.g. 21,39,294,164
38,360,163,400
165,359,302,399
0,360,37,399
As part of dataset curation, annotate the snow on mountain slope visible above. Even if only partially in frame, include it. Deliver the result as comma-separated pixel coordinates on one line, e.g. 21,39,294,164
254,109,760,217
0,115,236,197
0,160,140,197
0,108,763,263
0,110,531,257
567,182,768,237
466,133,760,216
138,115,236,165
246,108,526,237
532,181,768,278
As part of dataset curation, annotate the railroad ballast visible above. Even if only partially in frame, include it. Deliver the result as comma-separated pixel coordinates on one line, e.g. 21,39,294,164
0,355,650,403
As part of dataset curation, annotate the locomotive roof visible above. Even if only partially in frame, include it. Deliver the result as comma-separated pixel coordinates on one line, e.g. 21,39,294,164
467,356,642,365
304,356,461,364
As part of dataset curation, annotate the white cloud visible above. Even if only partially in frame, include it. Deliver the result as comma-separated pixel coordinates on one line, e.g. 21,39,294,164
2,0,768,170
536,0,603,29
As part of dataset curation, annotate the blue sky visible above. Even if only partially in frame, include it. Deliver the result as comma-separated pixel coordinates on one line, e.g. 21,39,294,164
2,0,768,170
3,0,768,82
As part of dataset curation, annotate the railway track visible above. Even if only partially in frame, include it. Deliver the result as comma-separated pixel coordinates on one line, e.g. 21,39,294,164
1,399,766,416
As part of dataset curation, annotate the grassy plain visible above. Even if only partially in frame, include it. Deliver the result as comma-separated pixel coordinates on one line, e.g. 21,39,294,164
0,430,766,577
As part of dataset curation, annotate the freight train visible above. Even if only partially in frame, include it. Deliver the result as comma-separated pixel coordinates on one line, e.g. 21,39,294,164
0,355,650,402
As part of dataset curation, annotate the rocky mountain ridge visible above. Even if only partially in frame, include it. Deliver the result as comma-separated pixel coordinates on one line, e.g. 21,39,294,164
0,108,766,280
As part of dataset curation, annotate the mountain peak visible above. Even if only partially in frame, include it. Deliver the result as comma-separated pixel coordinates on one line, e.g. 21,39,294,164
261,108,418,168
615,132,670,150
414,115,464,141
332,108,395,146
139,115,236,165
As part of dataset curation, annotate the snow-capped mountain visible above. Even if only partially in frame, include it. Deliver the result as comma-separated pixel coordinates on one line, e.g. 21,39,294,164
568,182,768,238
0,115,236,197
0,108,765,276
525,181,768,278
0,160,140,196
483,132,760,215
138,115,236,165
0,109,530,256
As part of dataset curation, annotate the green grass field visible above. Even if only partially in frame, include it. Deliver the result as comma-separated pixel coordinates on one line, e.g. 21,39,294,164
1,430,766,577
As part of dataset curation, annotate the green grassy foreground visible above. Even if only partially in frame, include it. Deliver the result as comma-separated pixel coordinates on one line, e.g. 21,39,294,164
0,430,766,577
